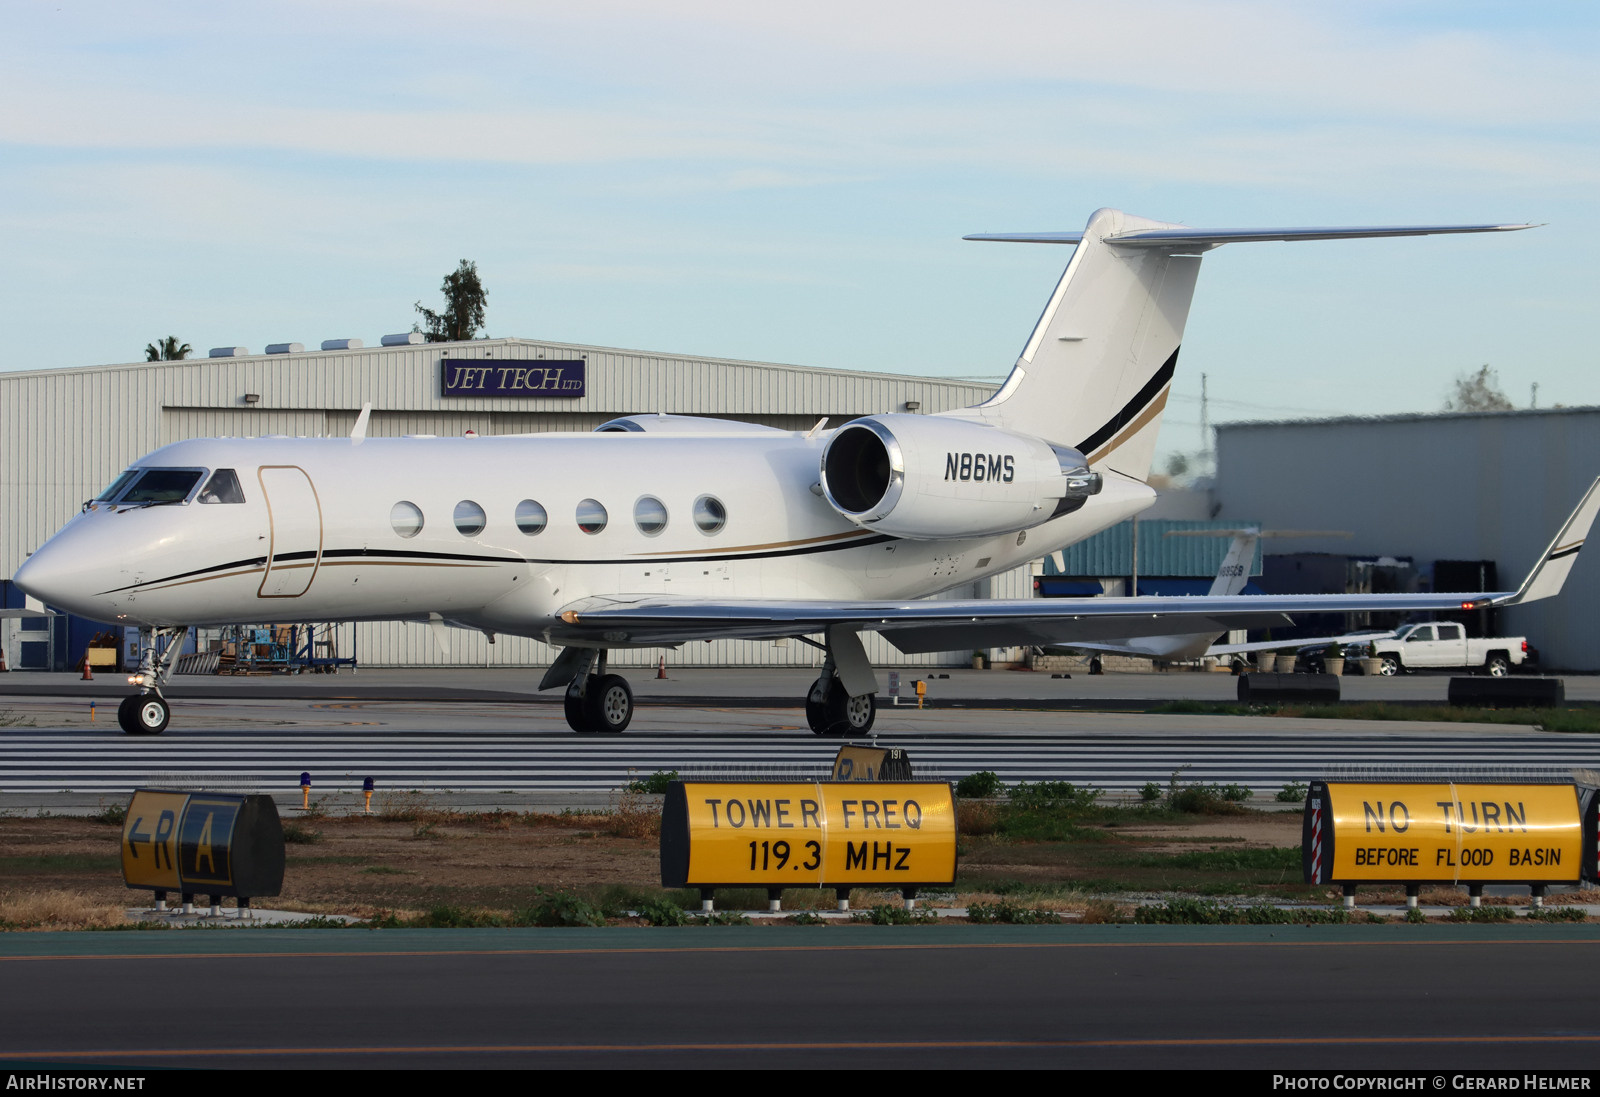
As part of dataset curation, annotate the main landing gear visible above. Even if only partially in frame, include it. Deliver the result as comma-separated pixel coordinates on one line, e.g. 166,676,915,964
118,626,188,735
557,650,634,733
802,626,878,736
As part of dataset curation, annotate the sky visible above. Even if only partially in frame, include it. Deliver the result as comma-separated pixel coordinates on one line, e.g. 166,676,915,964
3,1,1596,470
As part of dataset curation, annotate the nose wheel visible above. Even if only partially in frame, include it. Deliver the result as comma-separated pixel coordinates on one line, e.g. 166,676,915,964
118,694,170,735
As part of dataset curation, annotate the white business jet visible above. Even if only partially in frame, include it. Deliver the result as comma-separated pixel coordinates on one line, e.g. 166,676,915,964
14,208,1597,737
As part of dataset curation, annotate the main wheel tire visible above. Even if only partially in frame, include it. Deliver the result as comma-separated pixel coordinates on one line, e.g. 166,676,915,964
1486,654,1510,677
805,683,829,735
818,678,876,736
563,686,590,732
584,674,633,733
119,694,169,735
1379,655,1402,676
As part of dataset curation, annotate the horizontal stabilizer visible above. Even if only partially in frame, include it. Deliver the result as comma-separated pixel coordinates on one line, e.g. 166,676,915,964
965,223,1537,250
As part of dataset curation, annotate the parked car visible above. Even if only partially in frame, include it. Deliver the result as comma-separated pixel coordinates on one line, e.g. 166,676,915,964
1370,622,1530,676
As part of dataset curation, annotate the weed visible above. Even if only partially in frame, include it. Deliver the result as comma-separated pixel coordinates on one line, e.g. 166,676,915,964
1277,783,1308,803
851,904,938,925
281,822,323,845
636,897,690,926
623,769,679,795
955,799,1001,836
0,711,36,728
787,910,827,925
525,890,607,928
955,771,1004,798
1134,900,1348,925
695,910,751,926
1007,780,1102,811
1405,907,1427,924
409,905,505,928
1448,905,1513,923
1139,782,1161,803
410,821,436,841
89,802,127,826
967,901,1062,924
1528,906,1587,921
608,790,662,840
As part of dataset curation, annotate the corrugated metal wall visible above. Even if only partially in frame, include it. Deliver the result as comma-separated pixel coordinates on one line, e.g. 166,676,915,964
1214,408,1600,671
2,339,1002,668
1046,519,1266,577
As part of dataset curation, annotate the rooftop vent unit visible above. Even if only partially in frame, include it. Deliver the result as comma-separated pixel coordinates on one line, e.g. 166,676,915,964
209,347,248,358
381,332,424,346
320,338,363,351
265,342,304,355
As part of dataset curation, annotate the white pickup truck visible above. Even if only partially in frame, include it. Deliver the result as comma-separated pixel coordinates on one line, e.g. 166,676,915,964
1371,622,1530,677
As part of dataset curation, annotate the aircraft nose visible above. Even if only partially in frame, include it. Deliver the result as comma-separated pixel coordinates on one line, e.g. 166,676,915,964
12,537,108,617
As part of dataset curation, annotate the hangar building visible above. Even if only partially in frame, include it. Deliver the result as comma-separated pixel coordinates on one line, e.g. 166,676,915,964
1212,407,1600,671
1,336,1021,671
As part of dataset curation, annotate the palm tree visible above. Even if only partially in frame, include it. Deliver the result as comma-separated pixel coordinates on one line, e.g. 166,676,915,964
144,336,192,362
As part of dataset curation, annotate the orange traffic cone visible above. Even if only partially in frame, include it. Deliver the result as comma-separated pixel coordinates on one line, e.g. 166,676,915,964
80,657,93,681
656,656,668,680
0,646,8,673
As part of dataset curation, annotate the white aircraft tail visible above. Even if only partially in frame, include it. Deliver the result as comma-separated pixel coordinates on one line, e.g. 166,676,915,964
948,210,1535,481
1205,532,1258,598
1495,477,1600,606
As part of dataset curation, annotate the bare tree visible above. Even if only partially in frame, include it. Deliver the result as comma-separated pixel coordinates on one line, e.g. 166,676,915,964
1443,364,1513,412
414,260,488,342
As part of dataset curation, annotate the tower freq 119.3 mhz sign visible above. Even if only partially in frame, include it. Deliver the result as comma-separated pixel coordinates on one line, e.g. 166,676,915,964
441,359,586,397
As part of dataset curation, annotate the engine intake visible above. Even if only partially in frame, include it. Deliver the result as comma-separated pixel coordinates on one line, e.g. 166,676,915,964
819,415,1100,540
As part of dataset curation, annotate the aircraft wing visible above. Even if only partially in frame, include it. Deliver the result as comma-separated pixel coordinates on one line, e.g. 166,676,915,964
553,591,1491,653
1206,631,1395,657
554,476,1598,653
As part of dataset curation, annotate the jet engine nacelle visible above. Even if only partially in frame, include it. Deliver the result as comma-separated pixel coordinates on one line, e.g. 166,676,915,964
819,415,1100,540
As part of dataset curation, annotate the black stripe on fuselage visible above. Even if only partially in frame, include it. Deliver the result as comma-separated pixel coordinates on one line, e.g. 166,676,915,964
1074,346,1180,457
1548,543,1583,561
98,535,899,595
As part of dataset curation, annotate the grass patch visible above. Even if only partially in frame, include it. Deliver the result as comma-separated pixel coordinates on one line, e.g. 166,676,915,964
1134,899,1350,925
0,854,120,873
0,890,130,930
1149,700,1600,732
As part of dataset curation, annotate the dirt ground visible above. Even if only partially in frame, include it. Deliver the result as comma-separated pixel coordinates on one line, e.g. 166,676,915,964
2,801,1589,925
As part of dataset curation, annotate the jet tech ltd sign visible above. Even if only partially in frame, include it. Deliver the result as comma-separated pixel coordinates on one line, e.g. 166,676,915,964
441,359,586,397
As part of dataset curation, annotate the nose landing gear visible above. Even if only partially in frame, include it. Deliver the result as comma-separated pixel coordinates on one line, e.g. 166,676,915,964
117,625,188,736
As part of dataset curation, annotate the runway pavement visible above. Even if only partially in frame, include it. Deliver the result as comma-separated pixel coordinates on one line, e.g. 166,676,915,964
2,669,1596,811
5,925,1600,1070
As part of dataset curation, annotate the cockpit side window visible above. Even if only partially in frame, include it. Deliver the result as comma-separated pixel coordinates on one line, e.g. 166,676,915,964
95,470,140,502
119,468,205,504
199,468,246,504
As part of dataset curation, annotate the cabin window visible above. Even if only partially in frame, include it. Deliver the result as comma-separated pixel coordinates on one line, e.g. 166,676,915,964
454,500,487,537
95,469,139,502
515,499,548,535
120,468,205,504
634,496,668,536
577,498,608,534
390,500,424,538
693,494,726,534
198,468,246,504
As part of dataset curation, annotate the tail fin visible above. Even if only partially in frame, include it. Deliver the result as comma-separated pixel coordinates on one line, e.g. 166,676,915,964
947,209,1535,482
1493,476,1600,606
1205,531,1259,598
949,208,1200,481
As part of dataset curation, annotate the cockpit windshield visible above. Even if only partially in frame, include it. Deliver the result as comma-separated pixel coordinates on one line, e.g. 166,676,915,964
118,468,206,504
198,468,246,504
95,470,140,502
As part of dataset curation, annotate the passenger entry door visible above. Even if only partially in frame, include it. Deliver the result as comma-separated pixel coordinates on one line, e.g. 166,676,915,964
257,466,324,598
